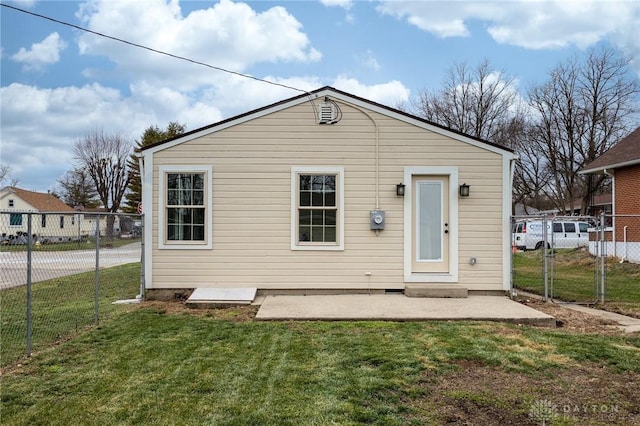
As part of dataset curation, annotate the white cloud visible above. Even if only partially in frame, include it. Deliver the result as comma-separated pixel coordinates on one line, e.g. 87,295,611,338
361,50,381,71
320,0,353,8
75,0,321,89
11,32,67,70
331,76,410,106
377,1,640,52
8,0,37,8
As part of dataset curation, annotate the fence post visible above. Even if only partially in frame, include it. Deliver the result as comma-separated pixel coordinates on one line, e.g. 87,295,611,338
542,215,548,301
139,214,145,300
600,212,606,304
26,213,33,356
94,213,100,325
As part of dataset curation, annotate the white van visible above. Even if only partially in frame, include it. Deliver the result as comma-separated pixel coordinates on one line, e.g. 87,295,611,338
512,220,590,251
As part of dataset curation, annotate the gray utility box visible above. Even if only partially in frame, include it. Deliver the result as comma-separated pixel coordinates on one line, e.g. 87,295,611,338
370,210,385,230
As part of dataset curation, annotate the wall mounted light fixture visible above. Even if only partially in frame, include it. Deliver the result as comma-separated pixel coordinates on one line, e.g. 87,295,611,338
396,183,405,197
459,183,470,197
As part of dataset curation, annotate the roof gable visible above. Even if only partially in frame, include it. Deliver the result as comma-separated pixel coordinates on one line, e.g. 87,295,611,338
1,186,74,212
581,127,640,173
142,86,515,158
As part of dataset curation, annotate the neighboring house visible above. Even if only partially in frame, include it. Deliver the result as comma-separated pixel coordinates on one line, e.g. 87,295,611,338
0,186,119,240
0,186,76,239
140,87,517,298
581,127,640,262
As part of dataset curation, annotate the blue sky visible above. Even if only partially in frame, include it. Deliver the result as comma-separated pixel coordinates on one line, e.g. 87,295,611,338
2,0,639,193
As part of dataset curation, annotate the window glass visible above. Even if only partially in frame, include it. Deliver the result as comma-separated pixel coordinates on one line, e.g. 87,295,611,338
166,172,206,241
9,213,22,226
553,223,563,233
297,174,338,243
41,214,47,227
564,223,575,233
579,223,589,232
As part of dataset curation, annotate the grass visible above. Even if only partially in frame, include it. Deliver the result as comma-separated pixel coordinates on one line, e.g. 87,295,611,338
1,263,140,367
2,308,640,425
513,248,640,312
0,237,140,252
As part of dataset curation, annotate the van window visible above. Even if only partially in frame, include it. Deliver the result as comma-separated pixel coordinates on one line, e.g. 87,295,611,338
579,223,588,232
564,223,576,233
553,223,563,233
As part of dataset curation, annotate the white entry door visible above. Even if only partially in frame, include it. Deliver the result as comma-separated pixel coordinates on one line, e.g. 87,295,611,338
412,176,449,273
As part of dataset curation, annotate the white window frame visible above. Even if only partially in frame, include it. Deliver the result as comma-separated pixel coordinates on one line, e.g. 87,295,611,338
291,166,344,251
158,165,213,250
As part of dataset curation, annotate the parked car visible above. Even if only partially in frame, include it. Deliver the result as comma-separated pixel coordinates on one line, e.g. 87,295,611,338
512,220,590,251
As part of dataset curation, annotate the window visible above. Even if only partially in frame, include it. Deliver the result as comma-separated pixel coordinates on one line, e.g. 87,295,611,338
41,214,47,227
59,216,64,229
291,167,344,251
9,213,22,226
553,223,563,233
564,223,575,233
579,223,589,233
8,199,14,207
159,165,212,249
167,173,205,241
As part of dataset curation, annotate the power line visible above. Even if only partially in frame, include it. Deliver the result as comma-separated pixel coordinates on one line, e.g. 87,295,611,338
1,3,307,94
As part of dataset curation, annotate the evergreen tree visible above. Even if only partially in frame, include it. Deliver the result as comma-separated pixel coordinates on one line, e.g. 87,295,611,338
57,168,100,209
123,122,186,213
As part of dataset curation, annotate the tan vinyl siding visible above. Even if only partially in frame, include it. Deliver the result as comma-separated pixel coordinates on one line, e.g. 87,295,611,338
150,100,506,290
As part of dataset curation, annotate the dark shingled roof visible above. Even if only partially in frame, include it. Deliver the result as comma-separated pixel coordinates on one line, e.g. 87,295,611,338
581,127,640,173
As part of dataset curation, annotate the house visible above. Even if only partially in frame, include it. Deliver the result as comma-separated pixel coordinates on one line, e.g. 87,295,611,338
140,87,517,299
581,127,640,262
0,186,118,241
1,186,76,240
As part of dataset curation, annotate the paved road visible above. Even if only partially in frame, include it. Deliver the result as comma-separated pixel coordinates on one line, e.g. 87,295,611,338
0,242,141,290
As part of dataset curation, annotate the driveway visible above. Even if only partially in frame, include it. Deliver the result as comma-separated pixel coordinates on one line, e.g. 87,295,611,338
0,242,141,290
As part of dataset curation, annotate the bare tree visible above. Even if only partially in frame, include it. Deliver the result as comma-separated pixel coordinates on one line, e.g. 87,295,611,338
0,164,19,187
528,47,639,213
74,130,132,237
413,59,519,141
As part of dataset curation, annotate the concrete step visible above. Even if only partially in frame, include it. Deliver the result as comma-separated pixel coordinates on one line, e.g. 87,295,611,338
185,287,257,308
404,284,468,298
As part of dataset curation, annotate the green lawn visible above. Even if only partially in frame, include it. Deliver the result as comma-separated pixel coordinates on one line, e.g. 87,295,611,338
513,249,640,308
2,307,640,425
1,263,140,367
0,237,140,252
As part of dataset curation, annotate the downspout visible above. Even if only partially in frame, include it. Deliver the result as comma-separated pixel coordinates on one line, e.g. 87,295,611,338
620,226,628,263
604,168,615,257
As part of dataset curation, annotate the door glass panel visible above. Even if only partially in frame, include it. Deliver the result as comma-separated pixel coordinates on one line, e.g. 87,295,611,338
417,181,442,261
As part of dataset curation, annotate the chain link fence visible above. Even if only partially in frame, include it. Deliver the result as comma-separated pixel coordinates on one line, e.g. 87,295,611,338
1,211,143,368
511,214,640,313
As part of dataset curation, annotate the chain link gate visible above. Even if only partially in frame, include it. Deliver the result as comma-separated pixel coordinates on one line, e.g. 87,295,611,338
512,213,640,306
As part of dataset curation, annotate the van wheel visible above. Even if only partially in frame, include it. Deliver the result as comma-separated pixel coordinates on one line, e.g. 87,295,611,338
534,241,549,250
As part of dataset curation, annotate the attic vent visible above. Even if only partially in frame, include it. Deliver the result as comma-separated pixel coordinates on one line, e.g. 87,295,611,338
318,102,338,124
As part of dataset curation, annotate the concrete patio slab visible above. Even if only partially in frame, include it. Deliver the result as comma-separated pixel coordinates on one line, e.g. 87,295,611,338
256,294,555,326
